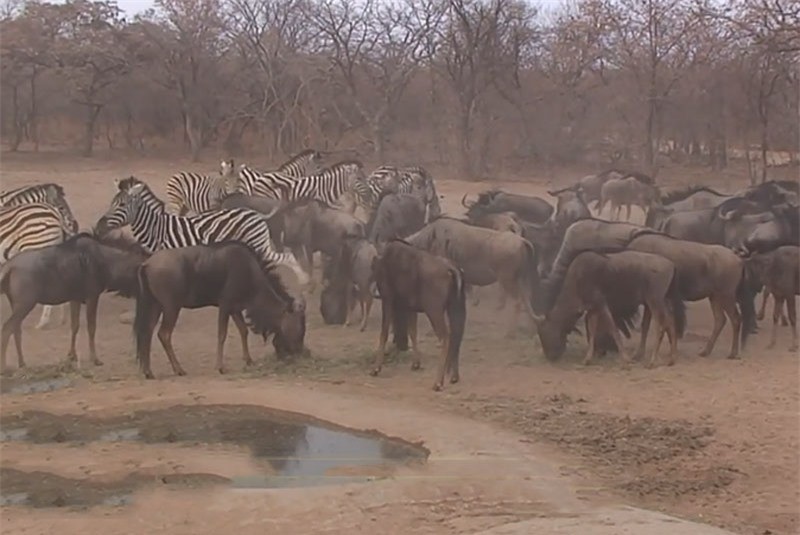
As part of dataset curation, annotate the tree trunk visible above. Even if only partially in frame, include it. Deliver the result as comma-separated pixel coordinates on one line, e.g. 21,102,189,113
371,116,386,162
82,104,102,157
9,84,22,152
184,111,202,162
30,69,39,152
457,99,476,178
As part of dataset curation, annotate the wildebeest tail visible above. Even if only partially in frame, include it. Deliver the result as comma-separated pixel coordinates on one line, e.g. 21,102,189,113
736,264,756,345
133,265,154,374
519,240,543,314
445,266,467,373
666,269,686,338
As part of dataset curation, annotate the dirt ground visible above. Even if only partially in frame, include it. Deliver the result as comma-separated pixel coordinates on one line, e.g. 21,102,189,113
0,153,798,535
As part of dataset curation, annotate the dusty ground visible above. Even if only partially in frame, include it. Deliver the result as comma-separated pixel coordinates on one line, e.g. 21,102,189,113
0,153,798,535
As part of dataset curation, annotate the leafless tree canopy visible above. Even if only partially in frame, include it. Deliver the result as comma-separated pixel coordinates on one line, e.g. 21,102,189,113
1,0,798,175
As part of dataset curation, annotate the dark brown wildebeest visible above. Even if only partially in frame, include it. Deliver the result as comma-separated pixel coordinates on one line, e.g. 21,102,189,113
133,242,306,379
370,239,466,391
462,190,553,224
461,209,522,235
540,219,756,358
367,193,427,246
329,236,379,331
405,217,539,332
546,187,591,233
534,250,685,367
746,245,799,351
0,233,146,373
645,185,733,230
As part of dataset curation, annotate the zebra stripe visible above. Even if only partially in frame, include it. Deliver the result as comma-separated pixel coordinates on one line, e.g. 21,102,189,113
236,165,297,200
98,177,308,283
0,203,71,262
280,161,369,210
276,149,322,178
165,166,236,216
0,183,79,233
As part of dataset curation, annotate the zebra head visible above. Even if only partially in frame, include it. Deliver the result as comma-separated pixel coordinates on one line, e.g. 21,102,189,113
407,168,441,221
42,184,80,233
220,159,235,177
95,178,149,235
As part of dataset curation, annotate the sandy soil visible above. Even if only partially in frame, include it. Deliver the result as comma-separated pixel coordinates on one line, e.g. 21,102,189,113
0,153,797,535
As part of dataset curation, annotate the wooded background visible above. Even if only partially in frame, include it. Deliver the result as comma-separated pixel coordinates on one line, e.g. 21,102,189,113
1,0,798,178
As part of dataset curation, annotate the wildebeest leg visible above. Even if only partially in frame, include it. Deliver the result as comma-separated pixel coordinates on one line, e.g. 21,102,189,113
86,296,101,366
767,295,783,349
231,311,253,367
428,312,450,391
634,307,652,361
757,289,769,320
601,305,630,362
156,307,187,376
371,300,394,376
582,311,599,366
216,309,230,374
723,296,742,359
466,285,480,306
34,305,54,330
646,306,665,368
787,295,798,351
1,298,32,373
359,293,373,332
67,301,81,364
409,313,422,371
699,297,726,357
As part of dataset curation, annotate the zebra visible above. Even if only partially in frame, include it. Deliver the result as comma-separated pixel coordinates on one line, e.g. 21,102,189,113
0,203,76,330
277,160,370,213
364,165,441,222
0,183,79,234
165,161,237,216
95,177,308,285
235,149,324,200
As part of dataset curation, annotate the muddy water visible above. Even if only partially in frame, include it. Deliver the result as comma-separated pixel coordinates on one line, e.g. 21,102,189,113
0,404,429,507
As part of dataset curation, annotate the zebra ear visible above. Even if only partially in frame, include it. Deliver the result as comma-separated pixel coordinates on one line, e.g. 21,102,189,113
129,182,145,195
113,178,121,189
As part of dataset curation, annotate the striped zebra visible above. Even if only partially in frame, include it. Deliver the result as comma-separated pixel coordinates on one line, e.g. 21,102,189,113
235,149,324,199
96,177,308,284
0,183,79,233
278,160,370,213
364,165,441,221
0,203,76,330
165,160,237,216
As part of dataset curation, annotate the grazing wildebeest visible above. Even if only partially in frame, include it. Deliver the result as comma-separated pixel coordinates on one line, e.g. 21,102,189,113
534,250,685,367
546,187,591,232
746,246,799,350
367,193,427,245
645,185,733,230
282,200,365,285
405,217,539,331
320,275,349,325
462,190,553,224
370,239,466,391
598,176,660,221
0,233,146,373
541,219,755,358
133,242,306,379
331,236,379,331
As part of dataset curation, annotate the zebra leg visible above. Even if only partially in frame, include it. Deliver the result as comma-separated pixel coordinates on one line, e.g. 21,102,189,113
35,305,55,330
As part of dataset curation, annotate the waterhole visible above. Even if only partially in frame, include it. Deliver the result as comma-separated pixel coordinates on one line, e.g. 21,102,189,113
0,404,429,508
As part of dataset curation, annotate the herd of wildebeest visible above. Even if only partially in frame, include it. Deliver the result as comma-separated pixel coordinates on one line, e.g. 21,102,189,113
0,153,798,391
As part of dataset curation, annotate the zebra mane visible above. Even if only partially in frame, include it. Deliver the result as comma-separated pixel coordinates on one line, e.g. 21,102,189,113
329,159,363,169
283,149,318,162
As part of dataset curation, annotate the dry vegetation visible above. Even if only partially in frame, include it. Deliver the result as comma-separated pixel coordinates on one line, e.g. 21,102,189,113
0,0,798,179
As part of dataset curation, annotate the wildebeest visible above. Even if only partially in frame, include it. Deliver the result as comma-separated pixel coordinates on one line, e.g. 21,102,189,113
541,219,755,358
461,190,554,224
282,200,365,285
330,236,379,331
546,187,591,232
746,245,799,350
740,179,799,206
645,185,733,230
370,239,466,391
740,203,799,254
598,176,660,221
462,210,522,235
133,242,306,379
0,233,145,373
534,250,685,367
405,217,539,331
367,193,427,246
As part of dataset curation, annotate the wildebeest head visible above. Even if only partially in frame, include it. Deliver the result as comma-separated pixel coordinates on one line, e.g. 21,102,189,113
273,297,306,358
533,314,571,361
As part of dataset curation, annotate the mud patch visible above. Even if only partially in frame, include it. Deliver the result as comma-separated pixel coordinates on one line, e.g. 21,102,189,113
0,403,429,504
460,393,739,499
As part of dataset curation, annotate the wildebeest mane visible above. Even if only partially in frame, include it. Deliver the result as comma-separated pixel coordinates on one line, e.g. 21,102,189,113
660,185,727,205
598,168,654,185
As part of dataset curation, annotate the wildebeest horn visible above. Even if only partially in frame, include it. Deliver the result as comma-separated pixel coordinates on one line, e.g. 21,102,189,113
461,194,474,208
532,312,545,323
546,185,575,196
